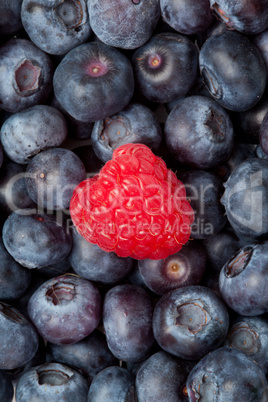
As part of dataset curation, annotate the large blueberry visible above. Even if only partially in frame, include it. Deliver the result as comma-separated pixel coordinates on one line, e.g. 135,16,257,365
53,42,134,122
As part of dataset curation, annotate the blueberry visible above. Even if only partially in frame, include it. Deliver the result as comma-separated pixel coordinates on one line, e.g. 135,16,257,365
259,110,268,155
1,105,68,164
88,0,160,49
0,370,14,402
256,143,268,160
186,347,268,401
69,227,134,284
210,0,268,34
253,28,268,75
0,0,23,36
135,350,195,402
2,210,72,268
103,284,155,362
153,285,229,360
219,241,268,316
160,0,214,35
91,103,162,163
224,316,268,374
53,42,134,122
25,147,86,210
132,32,198,104
0,38,53,113
200,31,266,112
46,329,118,382
221,158,268,239
180,169,227,239
0,302,39,370
28,274,102,344
164,95,234,169
138,240,207,295
21,0,91,55
87,366,135,402
15,362,89,402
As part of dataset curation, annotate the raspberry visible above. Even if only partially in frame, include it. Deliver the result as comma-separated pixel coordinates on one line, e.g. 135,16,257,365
70,143,194,260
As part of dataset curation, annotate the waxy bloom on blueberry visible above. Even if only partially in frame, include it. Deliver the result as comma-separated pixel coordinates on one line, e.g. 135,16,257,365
70,143,194,260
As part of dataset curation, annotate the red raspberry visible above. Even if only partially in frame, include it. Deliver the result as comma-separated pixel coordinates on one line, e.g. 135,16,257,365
70,143,194,260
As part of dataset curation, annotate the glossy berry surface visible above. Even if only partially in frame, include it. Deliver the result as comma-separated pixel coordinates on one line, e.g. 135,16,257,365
28,274,102,344
70,143,194,260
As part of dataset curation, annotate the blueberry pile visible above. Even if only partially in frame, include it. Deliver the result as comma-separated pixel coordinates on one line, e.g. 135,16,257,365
1,1,268,401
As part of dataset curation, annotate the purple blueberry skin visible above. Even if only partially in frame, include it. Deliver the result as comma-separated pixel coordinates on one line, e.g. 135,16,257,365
253,29,268,76
221,158,268,239
46,329,118,382
91,103,162,163
2,210,73,269
0,302,39,370
138,240,207,295
25,147,86,210
15,362,89,402
160,0,214,35
69,228,134,285
132,32,198,104
0,0,23,36
224,316,268,374
209,0,268,34
186,347,268,401
0,370,14,402
219,242,268,316
103,284,155,362
88,0,160,49
135,350,195,402
87,366,135,402
164,95,234,169
152,285,229,360
199,31,267,112
53,42,134,123
0,105,68,164
21,0,91,55
28,274,102,345
0,38,53,113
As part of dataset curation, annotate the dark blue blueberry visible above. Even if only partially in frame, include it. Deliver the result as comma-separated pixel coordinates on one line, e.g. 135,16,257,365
259,110,268,155
136,350,195,402
0,161,35,220
27,274,102,344
25,147,86,210
219,241,268,316
153,285,229,360
0,370,14,402
200,31,266,112
132,32,198,104
186,347,268,401
232,89,268,144
221,158,268,239
88,0,160,49
2,210,72,268
0,302,39,370
0,105,68,164
87,366,135,402
0,38,54,113
160,0,214,35
256,144,268,160
21,0,91,55
53,42,134,122
164,95,234,169
0,143,3,169
253,28,268,75
72,145,103,177
69,227,134,284
138,240,207,295
15,362,89,402
0,236,32,300
103,284,155,362
91,103,162,163
209,0,268,34
180,170,227,240
0,0,23,36
203,228,241,272
196,18,228,49
46,329,118,382
224,316,268,374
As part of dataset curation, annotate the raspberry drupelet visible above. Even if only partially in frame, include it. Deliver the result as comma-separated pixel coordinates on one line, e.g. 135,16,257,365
70,143,194,260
